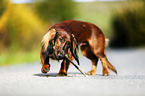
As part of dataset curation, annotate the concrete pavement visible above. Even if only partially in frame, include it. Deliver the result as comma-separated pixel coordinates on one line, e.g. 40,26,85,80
0,49,145,96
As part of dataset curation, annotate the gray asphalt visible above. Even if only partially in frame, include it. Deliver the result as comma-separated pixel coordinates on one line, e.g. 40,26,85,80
0,49,145,96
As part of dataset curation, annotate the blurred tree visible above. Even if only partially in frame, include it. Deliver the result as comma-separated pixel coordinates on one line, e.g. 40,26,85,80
0,2,46,53
110,0,145,48
0,0,10,51
34,0,76,23
0,0,7,17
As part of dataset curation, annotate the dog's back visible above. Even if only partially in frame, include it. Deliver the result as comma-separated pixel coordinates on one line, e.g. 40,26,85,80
51,20,104,44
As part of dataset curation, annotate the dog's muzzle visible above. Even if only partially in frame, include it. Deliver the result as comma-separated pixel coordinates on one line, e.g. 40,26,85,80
57,53,65,59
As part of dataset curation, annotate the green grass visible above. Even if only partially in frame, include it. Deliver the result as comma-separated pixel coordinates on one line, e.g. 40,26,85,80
0,49,40,66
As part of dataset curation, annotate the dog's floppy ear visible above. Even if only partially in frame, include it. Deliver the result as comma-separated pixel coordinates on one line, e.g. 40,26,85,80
70,34,80,65
41,28,58,62
41,28,57,51
45,32,58,58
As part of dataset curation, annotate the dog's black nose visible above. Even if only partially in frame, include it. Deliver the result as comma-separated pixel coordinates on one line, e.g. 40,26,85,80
58,54,64,58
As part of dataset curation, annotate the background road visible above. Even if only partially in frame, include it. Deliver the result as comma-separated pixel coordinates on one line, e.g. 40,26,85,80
0,49,145,96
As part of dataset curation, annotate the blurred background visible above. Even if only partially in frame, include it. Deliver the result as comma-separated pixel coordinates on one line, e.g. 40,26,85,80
0,0,145,66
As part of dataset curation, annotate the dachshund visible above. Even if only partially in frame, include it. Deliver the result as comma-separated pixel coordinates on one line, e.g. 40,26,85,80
40,20,117,76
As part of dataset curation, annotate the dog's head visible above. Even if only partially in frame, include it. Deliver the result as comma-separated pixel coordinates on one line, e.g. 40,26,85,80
41,28,79,66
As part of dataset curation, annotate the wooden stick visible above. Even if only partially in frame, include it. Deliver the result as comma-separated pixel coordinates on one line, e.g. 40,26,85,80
65,55,87,77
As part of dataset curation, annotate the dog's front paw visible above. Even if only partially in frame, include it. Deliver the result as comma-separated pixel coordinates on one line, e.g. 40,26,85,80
57,70,67,76
41,64,50,73
87,70,96,75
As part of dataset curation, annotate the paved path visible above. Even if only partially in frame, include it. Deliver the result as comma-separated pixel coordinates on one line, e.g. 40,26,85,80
0,49,145,96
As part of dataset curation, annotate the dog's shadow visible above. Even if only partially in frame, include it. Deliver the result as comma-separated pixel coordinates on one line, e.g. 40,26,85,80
33,73,58,77
33,72,88,77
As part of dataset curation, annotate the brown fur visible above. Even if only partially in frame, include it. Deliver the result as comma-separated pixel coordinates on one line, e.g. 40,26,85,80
40,20,117,76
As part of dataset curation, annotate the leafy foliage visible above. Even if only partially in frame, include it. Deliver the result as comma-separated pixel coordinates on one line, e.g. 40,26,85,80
111,1,145,47
0,3,45,53
34,0,76,22
0,0,7,17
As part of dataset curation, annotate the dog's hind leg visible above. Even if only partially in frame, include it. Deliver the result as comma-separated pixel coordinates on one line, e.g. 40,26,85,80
88,32,116,76
100,56,110,76
88,60,98,75
90,42,117,76
91,47,110,76
103,50,117,74
80,42,98,75
99,54,117,75
91,45,111,75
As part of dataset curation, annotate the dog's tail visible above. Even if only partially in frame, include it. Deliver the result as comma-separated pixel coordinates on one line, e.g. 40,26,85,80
105,37,117,74
107,61,117,74
105,37,109,47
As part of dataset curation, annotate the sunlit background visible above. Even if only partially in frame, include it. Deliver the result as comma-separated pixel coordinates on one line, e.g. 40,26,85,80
0,0,145,65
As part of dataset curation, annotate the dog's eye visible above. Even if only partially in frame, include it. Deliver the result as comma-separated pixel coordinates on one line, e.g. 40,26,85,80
59,38,62,43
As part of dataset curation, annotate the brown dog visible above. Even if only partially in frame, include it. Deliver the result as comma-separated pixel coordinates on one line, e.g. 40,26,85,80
40,20,117,76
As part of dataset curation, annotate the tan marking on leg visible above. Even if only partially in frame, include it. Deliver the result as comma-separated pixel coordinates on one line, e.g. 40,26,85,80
87,61,97,75
87,64,96,75
100,57,110,76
